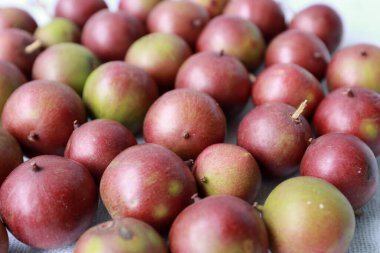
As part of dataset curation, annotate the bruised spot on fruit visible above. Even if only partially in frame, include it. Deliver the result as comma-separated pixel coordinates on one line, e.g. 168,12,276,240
360,50,368,57
168,180,183,196
306,93,315,103
146,172,159,186
83,236,104,252
360,119,378,140
119,226,134,240
27,131,39,142
243,239,254,252
153,204,168,219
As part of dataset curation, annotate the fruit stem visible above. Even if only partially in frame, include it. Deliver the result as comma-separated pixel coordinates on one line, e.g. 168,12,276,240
249,73,256,83
291,100,308,121
73,120,81,129
191,193,201,203
253,202,264,213
31,161,42,172
24,40,43,54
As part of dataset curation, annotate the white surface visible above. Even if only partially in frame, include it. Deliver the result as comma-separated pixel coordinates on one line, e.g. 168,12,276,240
0,0,379,252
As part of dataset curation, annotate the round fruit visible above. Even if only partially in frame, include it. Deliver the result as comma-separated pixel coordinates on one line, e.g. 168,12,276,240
0,7,37,33
74,218,168,253
143,88,226,160
119,0,161,22
100,143,196,233
188,0,229,17
0,155,98,249
0,128,23,185
169,195,268,253
262,176,355,253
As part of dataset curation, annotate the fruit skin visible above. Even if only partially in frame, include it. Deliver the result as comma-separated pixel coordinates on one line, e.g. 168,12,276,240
147,1,209,47
1,80,87,156
188,0,229,17
65,119,137,183
252,63,324,118
0,28,41,77
0,60,26,115
169,195,269,253
197,15,265,71
82,61,159,134
0,7,37,33
326,43,380,93
100,143,197,233
0,222,8,253
32,42,100,95
34,18,81,47
262,176,355,253
119,0,162,22
143,88,226,160
193,143,261,203
289,4,343,52
0,155,98,249
265,29,330,80
0,128,23,185
300,133,379,210
175,51,251,115
313,87,380,156
237,102,312,177
82,10,145,62
74,218,168,253
55,0,108,28
223,0,286,42
125,32,192,92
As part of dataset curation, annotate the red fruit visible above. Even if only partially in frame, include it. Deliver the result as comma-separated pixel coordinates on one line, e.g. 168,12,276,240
65,119,137,183
0,222,8,253
0,7,37,33
289,4,343,52
100,143,197,233
0,155,98,249
223,0,286,42
119,0,161,22
265,29,330,80
300,133,378,210
252,63,324,118
0,128,23,185
313,87,380,156
1,80,87,156
143,88,226,160
169,195,268,253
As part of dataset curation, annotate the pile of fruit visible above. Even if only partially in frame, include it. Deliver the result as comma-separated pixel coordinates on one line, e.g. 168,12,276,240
0,0,379,252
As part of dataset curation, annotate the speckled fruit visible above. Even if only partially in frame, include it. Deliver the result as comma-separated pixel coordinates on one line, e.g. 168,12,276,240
197,15,265,71
0,60,26,115
326,43,380,93
313,87,380,157
262,176,355,253
0,128,23,185
74,218,168,253
82,61,158,133
100,143,197,233
32,43,100,95
82,10,145,62
0,7,37,33
0,28,41,77
0,222,8,253
237,102,312,177
169,195,268,253
65,119,137,183
143,88,226,160
289,4,343,52
252,63,324,118
193,143,261,203
188,0,229,17
34,18,80,47
1,80,87,156
55,0,107,28
147,1,209,47
265,29,330,80
0,155,98,249
125,32,192,92
300,133,379,210
175,51,251,115
223,0,286,42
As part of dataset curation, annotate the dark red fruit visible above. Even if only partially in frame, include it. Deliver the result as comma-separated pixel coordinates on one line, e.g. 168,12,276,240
119,0,161,22
252,63,324,118
289,4,343,52
0,7,37,33
65,119,137,183
300,133,378,210
0,128,23,185
169,195,268,253
100,143,197,233
1,80,87,156
265,29,330,80
0,222,8,253
223,0,286,42
143,88,226,160
237,102,312,177
313,87,380,156
0,155,98,249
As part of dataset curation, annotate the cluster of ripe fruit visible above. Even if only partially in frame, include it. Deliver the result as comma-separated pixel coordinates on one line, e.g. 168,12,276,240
0,0,379,252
